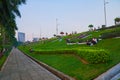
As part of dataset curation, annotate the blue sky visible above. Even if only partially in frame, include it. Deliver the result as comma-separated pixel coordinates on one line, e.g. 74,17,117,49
16,0,120,41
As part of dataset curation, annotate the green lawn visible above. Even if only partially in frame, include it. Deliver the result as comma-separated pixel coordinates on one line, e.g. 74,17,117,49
0,46,12,70
95,38,120,65
19,38,120,80
19,26,120,80
0,55,7,70
25,53,112,80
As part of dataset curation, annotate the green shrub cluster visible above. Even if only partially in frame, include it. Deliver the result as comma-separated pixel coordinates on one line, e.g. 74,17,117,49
33,49,77,54
77,49,110,64
101,28,120,39
32,48,110,64
101,31,120,39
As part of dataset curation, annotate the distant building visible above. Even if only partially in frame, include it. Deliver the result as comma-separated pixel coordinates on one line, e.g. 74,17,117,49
18,32,25,42
33,38,39,42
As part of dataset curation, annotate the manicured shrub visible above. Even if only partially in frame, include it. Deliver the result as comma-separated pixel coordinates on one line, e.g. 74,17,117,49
77,49,110,64
69,39,78,43
33,48,110,64
101,28,120,39
78,39,85,43
101,32,120,39
33,49,77,54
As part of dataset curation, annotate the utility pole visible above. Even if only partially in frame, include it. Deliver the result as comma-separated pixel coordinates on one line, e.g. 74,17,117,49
104,0,108,27
39,26,42,39
56,18,58,35
32,33,34,41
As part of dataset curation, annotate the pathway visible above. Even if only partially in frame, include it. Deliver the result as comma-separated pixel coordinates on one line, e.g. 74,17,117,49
0,48,61,80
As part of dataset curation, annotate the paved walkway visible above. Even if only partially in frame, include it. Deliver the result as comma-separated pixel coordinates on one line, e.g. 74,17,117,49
0,48,61,80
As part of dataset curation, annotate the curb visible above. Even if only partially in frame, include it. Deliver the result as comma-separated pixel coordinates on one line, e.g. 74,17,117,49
94,63,120,80
21,50,75,80
111,72,120,80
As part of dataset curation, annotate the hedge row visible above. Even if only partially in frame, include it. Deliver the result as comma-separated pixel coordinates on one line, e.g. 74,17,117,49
33,48,110,64
101,27,120,39
77,49,110,64
33,49,77,54
101,31,120,39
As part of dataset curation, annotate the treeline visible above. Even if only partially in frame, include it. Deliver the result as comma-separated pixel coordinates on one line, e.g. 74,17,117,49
0,0,26,53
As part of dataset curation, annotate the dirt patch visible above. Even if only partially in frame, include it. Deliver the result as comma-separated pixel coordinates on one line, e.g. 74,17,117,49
73,54,89,64
80,57,89,64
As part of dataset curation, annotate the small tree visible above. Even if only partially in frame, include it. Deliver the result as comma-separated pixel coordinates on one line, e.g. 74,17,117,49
88,24,94,31
114,17,120,25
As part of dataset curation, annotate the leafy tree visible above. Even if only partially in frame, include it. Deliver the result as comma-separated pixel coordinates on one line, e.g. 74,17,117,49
0,0,26,52
88,24,94,31
114,17,120,25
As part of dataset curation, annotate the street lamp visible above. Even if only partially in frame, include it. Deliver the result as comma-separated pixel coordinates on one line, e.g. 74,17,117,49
56,18,58,35
104,0,108,27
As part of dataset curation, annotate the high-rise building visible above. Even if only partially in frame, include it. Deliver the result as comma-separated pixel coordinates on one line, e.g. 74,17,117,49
18,32,25,42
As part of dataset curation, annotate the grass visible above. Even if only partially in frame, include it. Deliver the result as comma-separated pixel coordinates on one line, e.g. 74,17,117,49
0,46,12,71
18,26,120,80
95,38,120,66
0,55,7,70
66,26,120,42
25,53,112,80
19,38,120,80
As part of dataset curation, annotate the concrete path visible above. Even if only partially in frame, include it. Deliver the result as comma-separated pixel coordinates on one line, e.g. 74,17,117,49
0,48,61,80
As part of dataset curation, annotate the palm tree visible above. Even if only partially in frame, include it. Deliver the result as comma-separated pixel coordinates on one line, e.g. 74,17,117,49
88,24,94,31
114,17,120,25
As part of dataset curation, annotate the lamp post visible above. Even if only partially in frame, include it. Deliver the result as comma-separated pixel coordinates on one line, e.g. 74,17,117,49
104,0,108,27
56,18,58,35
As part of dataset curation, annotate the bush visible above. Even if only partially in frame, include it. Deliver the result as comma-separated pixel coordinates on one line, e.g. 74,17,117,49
69,39,78,43
78,39,85,43
77,49,110,64
101,28,120,39
19,45,110,64
33,48,110,64
33,49,77,54
101,32,120,39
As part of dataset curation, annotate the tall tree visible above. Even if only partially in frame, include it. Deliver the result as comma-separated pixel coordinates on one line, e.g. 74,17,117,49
0,0,26,51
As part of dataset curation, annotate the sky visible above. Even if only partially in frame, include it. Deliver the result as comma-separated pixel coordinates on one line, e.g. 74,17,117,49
16,0,120,41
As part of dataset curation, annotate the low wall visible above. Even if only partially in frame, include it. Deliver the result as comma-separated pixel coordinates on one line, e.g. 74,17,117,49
94,63,120,80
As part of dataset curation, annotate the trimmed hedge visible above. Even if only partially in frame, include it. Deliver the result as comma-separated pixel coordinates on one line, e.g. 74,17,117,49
19,45,110,64
32,48,110,64
101,27,120,39
77,49,110,64
101,31,120,39
33,49,77,54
